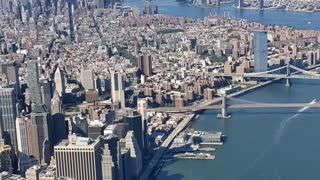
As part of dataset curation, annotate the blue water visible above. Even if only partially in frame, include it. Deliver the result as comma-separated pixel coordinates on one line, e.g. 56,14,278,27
123,1,320,30
156,80,320,180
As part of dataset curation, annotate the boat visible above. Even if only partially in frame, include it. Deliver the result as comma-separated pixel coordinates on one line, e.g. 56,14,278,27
173,152,215,160
308,21,312,24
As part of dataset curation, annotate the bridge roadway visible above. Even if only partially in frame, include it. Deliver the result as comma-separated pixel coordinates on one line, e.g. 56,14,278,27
152,102,320,112
139,114,195,180
211,73,320,79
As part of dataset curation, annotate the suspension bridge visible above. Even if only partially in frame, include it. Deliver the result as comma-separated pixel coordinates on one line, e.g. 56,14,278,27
151,96,320,118
212,64,320,87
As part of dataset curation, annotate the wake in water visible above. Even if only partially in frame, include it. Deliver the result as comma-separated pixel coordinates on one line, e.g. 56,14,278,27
274,98,317,144
235,99,317,180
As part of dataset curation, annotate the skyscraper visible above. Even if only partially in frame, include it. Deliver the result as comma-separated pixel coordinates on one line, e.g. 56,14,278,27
123,110,144,152
29,105,52,164
101,144,116,180
111,71,125,109
138,55,153,77
253,31,268,72
55,135,102,180
259,0,264,9
0,88,18,153
51,91,67,145
16,116,35,173
0,61,20,97
53,66,66,98
122,131,142,179
26,60,42,105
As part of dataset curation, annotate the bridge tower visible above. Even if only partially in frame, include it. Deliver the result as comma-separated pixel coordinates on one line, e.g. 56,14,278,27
285,64,291,87
217,95,231,119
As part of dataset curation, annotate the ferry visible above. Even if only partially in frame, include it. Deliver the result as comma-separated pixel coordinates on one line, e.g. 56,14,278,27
173,152,215,160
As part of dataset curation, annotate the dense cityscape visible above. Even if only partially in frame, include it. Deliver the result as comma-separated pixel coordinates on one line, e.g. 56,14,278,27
0,0,320,179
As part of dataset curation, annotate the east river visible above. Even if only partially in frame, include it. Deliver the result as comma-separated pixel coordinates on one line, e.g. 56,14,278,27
121,0,320,179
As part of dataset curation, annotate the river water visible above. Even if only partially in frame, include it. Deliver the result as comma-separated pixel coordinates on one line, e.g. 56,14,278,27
123,0,320,30
157,79,320,180
121,0,320,179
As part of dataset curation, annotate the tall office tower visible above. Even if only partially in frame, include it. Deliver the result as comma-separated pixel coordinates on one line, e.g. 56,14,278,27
137,99,148,150
26,60,42,105
55,135,103,180
102,144,116,180
137,98,148,124
253,31,268,72
0,138,12,174
29,105,52,165
216,0,220,6
124,131,142,179
259,0,264,9
40,80,52,110
68,0,75,42
0,61,20,97
16,116,35,174
138,55,153,77
0,88,18,154
123,110,144,153
111,71,125,109
53,66,66,98
80,68,95,90
51,91,66,145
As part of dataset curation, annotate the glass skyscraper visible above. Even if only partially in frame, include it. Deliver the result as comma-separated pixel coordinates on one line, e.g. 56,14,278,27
254,31,268,72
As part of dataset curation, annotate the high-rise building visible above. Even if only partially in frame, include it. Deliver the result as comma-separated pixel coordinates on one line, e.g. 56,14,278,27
26,60,42,105
51,91,67,145
101,144,116,180
40,80,52,110
0,88,18,153
29,105,52,165
80,68,95,90
111,71,125,109
259,0,264,9
53,66,66,98
119,131,142,180
253,31,268,72
123,110,144,152
138,55,153,77
16,116,36,174
55,135,102,180
0,61,20,97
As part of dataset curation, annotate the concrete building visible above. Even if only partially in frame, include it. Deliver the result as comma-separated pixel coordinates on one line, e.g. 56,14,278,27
254,31,268,72
123,110,144,152
138,55,153,77
259,0,264,9
29,105,52,165
111,71,125,109
16,116,35,174
101,144,116,180
0,61,20,97
0,88,18,153
53,66,66,98
80,68,95,90
26,60,42,105
54,135,102,180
